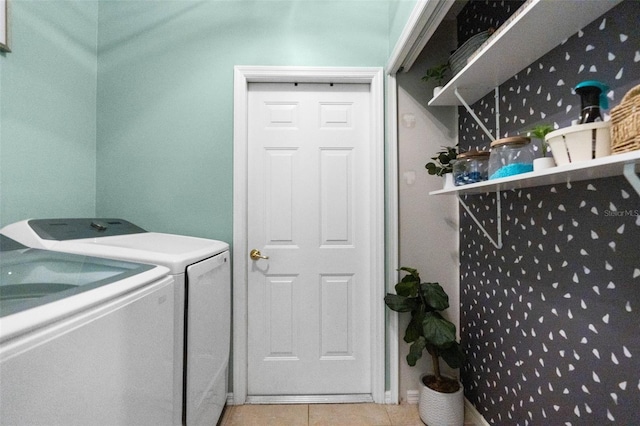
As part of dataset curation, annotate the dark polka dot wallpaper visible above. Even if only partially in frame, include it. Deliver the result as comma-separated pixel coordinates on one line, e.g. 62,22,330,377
456,0,525,47
456,1,640,424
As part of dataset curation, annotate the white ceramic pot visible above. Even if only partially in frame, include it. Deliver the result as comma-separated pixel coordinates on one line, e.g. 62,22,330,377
433,86,443,98
418,374,464,426
533,157,556,171
442,173,454,189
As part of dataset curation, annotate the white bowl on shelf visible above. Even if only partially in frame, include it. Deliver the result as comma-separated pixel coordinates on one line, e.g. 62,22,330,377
545,122,611,166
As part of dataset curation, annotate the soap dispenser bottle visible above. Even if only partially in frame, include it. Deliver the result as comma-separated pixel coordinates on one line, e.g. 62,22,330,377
575,80,609,124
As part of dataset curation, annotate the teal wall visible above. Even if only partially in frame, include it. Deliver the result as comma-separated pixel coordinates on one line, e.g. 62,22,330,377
0,1,98,227
95,1,392,242
0,0,409,237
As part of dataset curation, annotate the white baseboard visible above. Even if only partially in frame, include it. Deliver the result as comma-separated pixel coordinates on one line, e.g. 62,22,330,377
464,398,490,426
404,390,488,426
406,390,420,405
246,394,373,404
227,392,374,405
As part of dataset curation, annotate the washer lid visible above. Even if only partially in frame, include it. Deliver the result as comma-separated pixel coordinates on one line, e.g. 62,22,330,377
1,219,229,273
50,233,229,274
0,234,27,251
0,235,166,319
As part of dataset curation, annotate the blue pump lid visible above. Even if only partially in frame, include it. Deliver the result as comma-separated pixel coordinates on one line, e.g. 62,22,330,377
575,80,609,110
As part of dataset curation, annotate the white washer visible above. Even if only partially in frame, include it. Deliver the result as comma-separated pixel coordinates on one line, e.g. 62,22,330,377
1,219,231,426
0,235,176,425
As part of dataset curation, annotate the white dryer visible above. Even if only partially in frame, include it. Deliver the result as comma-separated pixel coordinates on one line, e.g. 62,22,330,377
1,219,231,426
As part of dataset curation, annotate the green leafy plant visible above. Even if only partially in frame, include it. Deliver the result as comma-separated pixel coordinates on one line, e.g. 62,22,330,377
384,267,465,393
421,63,450,87
425,145,458,176
527,124,554,156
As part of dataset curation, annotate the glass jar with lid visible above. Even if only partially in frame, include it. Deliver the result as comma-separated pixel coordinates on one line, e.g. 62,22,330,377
488,136,535,179
452,150,490,186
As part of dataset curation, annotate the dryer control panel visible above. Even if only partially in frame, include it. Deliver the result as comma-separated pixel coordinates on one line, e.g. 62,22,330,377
28,219,147,240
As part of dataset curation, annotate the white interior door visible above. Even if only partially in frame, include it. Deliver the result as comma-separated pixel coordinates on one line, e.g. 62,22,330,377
246,82,373,397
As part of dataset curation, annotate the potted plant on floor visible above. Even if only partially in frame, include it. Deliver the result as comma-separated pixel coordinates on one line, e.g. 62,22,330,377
385,267,465,426
425,145,458,189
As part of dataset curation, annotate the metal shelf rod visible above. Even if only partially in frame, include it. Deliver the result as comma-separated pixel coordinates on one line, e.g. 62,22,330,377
458,190,503,250
455,87,496,142
623,162,640,197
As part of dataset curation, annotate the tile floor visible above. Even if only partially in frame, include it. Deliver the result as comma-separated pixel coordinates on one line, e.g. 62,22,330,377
219,403,476,426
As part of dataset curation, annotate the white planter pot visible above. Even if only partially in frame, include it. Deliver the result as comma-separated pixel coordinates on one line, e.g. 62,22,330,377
433,86,443,98
442,173,454,189
418,375,464,426
533,157,556,171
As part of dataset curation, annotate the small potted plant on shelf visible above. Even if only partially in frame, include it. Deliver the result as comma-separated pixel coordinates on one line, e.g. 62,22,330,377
527,124,556,171
385,267,465,426
425,145,458,188
421,63,450,97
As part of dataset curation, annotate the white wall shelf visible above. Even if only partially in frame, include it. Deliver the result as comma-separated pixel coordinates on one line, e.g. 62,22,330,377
428,0,624,107
430,151,640,196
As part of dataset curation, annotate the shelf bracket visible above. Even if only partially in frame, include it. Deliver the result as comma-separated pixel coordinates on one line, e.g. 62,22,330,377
455,88,496,142
623,162,640,197
457,190,503,250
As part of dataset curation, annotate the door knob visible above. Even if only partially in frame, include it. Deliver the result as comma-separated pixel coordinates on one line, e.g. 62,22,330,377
250,249,269,261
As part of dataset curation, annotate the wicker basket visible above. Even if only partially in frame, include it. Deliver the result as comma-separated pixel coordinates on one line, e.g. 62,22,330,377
610,84,640,154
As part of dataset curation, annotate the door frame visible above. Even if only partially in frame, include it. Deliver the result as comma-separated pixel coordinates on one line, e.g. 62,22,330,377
232,66,386,405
